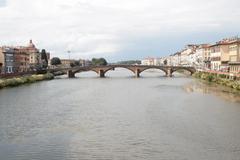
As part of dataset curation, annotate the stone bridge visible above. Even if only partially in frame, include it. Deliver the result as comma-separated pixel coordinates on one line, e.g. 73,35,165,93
50,65,196,78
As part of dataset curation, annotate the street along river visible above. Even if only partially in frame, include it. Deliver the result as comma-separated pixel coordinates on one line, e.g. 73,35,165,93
0,69,240,160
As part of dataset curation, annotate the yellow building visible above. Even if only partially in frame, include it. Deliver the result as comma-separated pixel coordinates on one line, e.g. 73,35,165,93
201,45,211,69
60,59,75,67
228,40,240,74
210,40,231,71
0,47,4,72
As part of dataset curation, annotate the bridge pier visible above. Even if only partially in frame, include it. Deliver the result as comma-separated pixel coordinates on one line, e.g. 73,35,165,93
67,70,75,78
167,68,173,77
99,70,105,78
135,69,140,78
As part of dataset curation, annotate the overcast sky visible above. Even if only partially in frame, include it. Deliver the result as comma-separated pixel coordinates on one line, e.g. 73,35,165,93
0,0,239,62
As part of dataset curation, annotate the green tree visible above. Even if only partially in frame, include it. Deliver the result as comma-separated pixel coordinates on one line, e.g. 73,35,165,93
41,49,48,68
74,60,80,66
91,58,107,66
163,59,168,65
51,57,61,65
117,60,141,65
70,60,80,67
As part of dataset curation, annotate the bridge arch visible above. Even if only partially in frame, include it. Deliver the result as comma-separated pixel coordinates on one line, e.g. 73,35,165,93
73,69,99,75
55,65,196,78
139,67,168,76
103,66,136,75
171,67,196,75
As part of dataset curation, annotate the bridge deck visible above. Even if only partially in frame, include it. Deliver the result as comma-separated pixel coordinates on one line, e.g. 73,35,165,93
49,65,196,78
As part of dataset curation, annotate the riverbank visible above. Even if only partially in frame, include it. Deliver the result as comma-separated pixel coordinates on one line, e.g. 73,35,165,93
0,73,54,89
193,72,240,90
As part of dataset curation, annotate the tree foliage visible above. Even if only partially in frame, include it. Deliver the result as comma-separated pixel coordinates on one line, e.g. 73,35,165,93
40,49,48,68
163,59,168,65
91,58,107,66
117,60,141,65
70,60,80,67
51,57,61,65
74,60,80,66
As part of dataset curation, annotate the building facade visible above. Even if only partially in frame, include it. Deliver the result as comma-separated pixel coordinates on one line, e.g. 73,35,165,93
203,45,211,69
14,48,30,72
153,58,163,66
210,44,221,71
141,57,155,65
0,40,49,73
170,52,181,66
210,39,234,71
228,39,240,74
60,59,75,67
195,44,210,69
79,59,92,66
0,47,16,73
0,47,4,73
138,36,239,74
179,45,198,66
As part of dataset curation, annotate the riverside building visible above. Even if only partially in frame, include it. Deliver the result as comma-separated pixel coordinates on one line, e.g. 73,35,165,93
0,40,50,74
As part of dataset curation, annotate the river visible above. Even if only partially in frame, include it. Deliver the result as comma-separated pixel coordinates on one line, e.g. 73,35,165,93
0,69,240,160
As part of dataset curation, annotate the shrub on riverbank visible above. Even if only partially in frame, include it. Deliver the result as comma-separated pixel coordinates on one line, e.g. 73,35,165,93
0,73,54,89
193,72,240,90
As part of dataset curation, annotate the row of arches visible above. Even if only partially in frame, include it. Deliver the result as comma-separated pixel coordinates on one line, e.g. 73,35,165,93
72,66,194,77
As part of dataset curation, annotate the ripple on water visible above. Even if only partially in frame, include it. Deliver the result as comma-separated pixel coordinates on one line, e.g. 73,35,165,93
0,70,240,160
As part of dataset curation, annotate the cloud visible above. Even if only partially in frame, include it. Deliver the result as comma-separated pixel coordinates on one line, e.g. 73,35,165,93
0,0,240,60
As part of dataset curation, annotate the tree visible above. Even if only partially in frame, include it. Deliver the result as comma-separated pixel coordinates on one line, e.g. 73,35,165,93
163,59,168,65
70,60,80,68
117,60,141,65
70,62,75,68
40,49,48,68
51,57,61,65
91,58,107,66
74,60,80,66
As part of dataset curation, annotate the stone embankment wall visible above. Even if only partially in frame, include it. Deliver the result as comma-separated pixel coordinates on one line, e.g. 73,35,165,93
193,72,240,90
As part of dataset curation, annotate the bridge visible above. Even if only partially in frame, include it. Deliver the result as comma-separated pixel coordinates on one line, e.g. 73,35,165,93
50,65,196,78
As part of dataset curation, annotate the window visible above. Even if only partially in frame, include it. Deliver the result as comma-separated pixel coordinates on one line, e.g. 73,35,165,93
7,66,13,73
230,56,237,62
229,45,237,51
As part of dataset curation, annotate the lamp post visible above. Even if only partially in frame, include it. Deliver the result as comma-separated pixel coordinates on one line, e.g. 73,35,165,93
67,50,71,60
67,50,71,67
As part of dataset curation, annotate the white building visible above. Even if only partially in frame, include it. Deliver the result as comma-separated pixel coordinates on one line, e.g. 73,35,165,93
195,46,204,68
195,44,210,69
141,57,166,66
153,58,163,66
180,49,192,66
170,52,181,66
179,44,199,66
141,57,154,65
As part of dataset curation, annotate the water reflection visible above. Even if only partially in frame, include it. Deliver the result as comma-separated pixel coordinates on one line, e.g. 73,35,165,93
0,70,240,160
184,80,240,103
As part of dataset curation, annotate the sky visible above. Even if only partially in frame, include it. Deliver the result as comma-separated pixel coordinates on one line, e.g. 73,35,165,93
0,0,239,62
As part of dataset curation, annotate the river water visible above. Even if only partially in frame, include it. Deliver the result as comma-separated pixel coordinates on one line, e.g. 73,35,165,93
0,69,240,160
